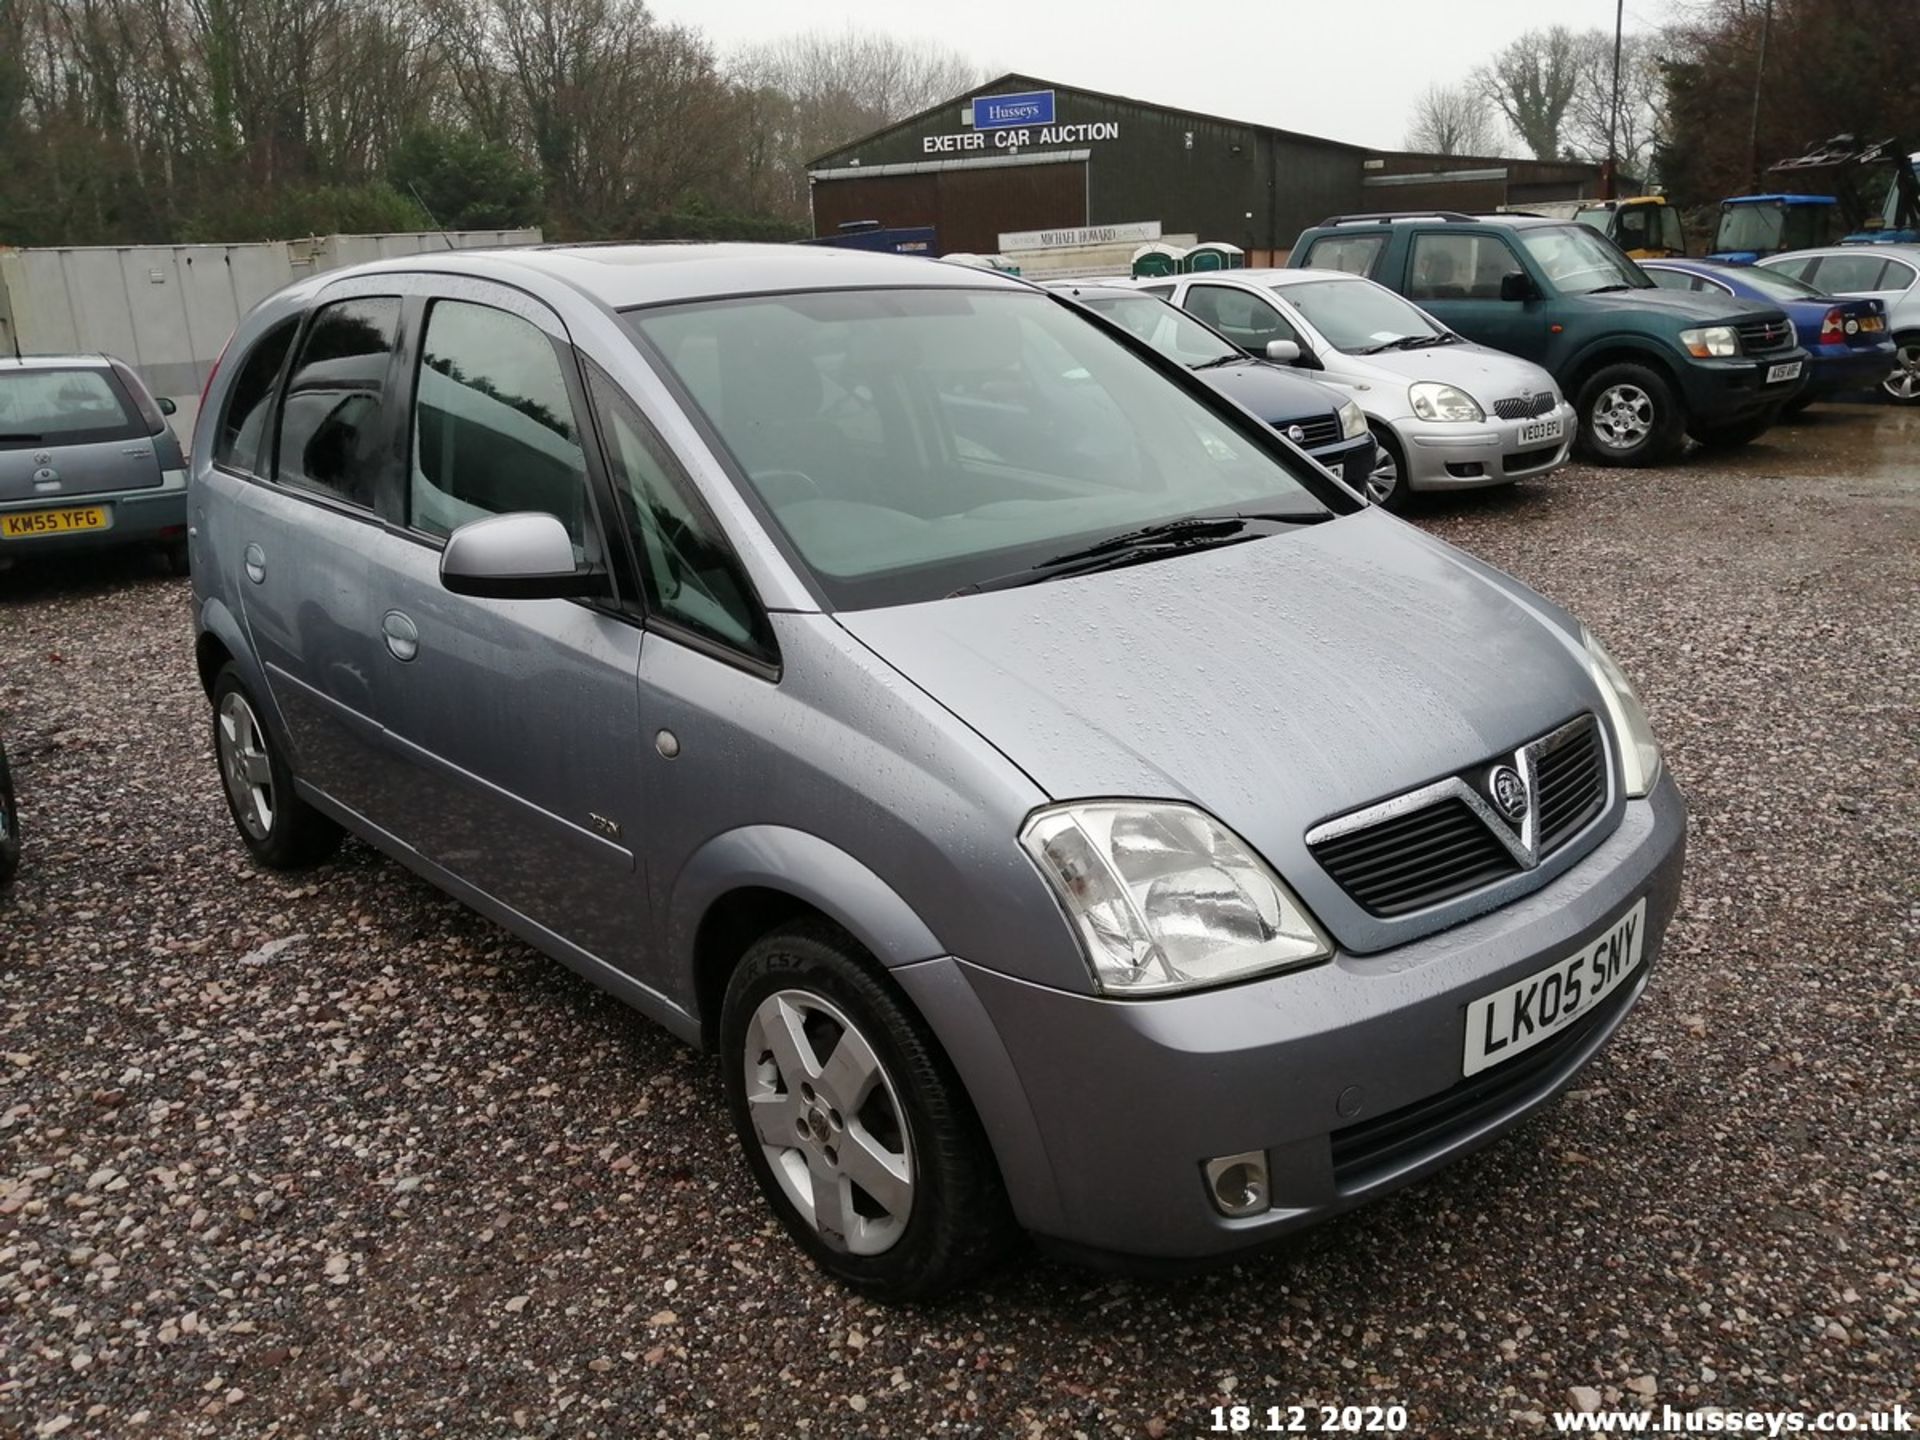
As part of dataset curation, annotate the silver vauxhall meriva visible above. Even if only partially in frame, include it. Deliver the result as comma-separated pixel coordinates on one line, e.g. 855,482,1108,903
190,245,1685,1298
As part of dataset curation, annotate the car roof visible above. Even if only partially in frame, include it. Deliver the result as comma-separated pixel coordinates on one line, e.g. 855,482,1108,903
1758,244,1920,260
339,242,1030,309
1040,282,1153,301
1722,194,1838,206
0,354,115,371
1312,213,1567,231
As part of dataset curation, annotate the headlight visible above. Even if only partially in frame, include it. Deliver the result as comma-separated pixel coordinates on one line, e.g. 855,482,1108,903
1678,325,1738,358
1020,802,1331,995
1337,398,1368,439
1582,628,1663,798
1407,381,1484,423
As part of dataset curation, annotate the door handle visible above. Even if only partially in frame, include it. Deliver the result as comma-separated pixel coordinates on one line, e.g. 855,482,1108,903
381,609,420,663
243,543,266,585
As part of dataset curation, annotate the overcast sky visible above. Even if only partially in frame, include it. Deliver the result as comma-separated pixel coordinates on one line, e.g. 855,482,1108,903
651,0,1666,153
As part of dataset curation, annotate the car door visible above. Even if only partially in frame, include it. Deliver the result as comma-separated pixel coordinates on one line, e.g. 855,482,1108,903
359,282,649,971
1403,230,1543,361
1808,252,1917,320
224,288,405,822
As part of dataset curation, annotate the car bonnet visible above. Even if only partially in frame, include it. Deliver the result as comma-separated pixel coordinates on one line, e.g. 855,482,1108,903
834,508,1606,951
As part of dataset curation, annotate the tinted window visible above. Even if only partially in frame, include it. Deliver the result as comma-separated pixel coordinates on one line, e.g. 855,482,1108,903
1645,268,1698,291
1302,234,1385,276
1409,233,1524,300
1184,285,1300,350
632,288,1337,609
215,320,297,473
411,300,590,549
0,368,142,449
275,297,401,507
1811,254,1890,293
1733,266,1824,302
587,365,772,662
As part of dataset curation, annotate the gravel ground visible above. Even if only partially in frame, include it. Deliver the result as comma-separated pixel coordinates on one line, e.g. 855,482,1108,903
1,403,1915,1439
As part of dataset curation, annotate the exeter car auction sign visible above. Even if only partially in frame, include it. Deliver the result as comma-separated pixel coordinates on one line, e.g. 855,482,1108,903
922,90,1122,154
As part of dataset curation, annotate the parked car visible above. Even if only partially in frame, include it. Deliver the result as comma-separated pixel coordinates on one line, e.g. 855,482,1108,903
0,732,18,887
1754,245,1920,404
1040,281,1377,495
1289,213,1811,465
0,355,189,572
192,245,1686,1298
1136,266,1572,507
1641,258,1895,411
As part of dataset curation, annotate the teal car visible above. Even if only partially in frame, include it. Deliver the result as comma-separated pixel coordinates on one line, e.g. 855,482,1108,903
1290,214,1810,467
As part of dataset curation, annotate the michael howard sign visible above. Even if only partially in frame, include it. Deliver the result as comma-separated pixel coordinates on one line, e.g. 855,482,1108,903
967,90,1056,130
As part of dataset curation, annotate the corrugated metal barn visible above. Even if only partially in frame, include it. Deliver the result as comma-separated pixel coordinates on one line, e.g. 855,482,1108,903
809,74,1608,264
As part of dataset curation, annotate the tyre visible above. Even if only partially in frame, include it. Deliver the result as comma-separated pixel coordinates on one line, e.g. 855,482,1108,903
1362,424,1410,511
1883,334,1920,405
210,664,341,869
162,539,191,577
0,742,20,887
1575,362,1686,467
719,919,1015,1300
1688,412,1773,450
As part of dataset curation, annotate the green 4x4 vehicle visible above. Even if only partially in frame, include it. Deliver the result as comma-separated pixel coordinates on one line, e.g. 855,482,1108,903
1289,212,1811,466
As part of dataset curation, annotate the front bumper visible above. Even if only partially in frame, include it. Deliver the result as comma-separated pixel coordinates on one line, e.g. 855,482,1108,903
0,472,187,559
1304,431,1378,494
1396,402,1576,489
1676,348,1812,420
898,769,1687,1264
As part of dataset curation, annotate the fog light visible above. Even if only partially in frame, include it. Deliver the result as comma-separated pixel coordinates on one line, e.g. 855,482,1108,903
1203,1151,1271,1217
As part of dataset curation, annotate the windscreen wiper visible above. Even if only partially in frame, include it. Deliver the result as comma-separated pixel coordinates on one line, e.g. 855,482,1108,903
0,433,44,442
949,511,1332,596
1389,333,1456,349
1586,284,1638,294
1190,355,1247,370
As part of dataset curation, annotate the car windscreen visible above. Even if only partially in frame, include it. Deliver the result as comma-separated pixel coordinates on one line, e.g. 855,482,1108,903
0,368,144,449
1732,265,1825,302
1076,294,1241,365
628,287,1340,610
1655,206,1684,253
1517,224,1650,294
1272,278,1443,353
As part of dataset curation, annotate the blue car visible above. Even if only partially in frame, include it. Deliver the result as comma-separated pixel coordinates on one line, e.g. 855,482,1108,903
1640,259,1896,410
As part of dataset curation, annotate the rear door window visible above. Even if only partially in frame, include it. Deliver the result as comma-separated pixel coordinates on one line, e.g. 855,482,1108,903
1300,234,1385,276
215,320,298,474
0,368,143,449
275,297,401,509
408,299,593,553
1808,254,1890,293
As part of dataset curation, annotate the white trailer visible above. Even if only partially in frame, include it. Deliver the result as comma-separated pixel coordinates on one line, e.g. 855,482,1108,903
0,229,541,438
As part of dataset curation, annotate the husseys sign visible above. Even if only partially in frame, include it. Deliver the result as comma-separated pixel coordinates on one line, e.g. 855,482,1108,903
921,90,1121,154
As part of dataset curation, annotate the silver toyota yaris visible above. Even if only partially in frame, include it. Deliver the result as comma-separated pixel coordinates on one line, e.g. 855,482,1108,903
189,245,1685,1298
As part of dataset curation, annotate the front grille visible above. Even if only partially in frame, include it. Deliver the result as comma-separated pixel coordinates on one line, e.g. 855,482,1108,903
1736,318,1794,355
1492,391,1555,420
1307,715,1611,918
1534,715,1606,851
1279,414,1344,449
1329,964,1643,1190
1502,445,1559,474
1310,797,1522,917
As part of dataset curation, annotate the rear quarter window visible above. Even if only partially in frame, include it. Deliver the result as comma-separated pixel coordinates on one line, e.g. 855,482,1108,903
215,319,299,474
1300,234,1385,276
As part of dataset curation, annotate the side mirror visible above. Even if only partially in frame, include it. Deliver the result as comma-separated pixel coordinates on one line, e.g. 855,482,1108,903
157,396,178,415
440,512,607,601
1265,339,1304,364
1499,271,1537,303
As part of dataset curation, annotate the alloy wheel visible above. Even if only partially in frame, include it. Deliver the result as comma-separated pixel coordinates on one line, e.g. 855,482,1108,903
1365,438,1400,505
1591,383,1655,450
216,691,275,842
1885,344,1920,402
742,989,914,1256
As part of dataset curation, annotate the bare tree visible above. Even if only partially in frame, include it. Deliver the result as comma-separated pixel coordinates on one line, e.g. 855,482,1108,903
1564,30,1666,179
730,28,981,221
1474,26,1583,161
1403,82,1505,156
